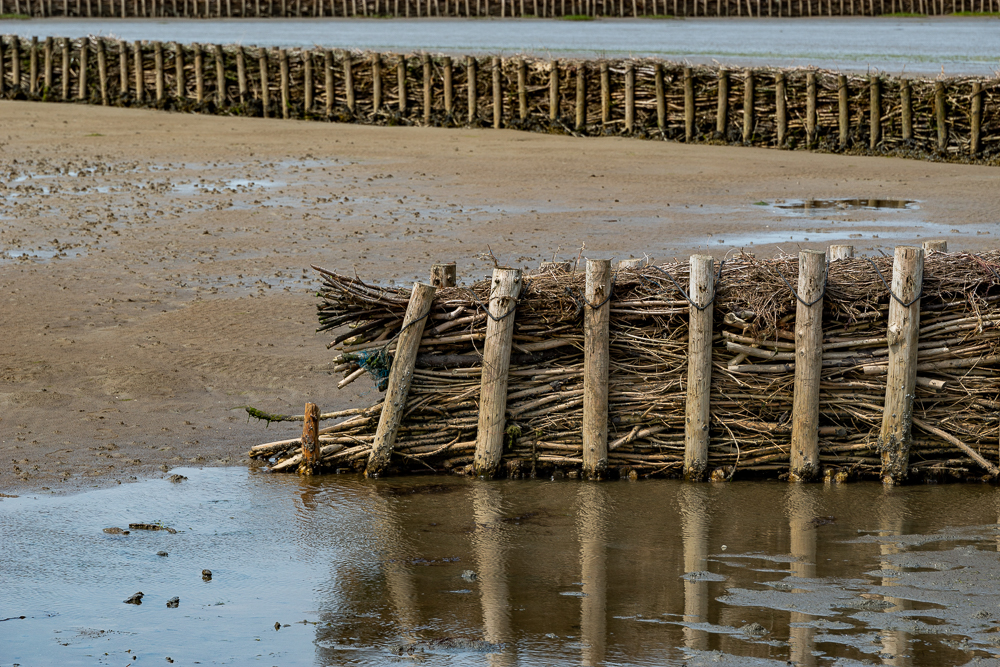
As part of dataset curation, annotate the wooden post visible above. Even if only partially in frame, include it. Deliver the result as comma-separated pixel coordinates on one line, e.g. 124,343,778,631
365,282,437,477
279,49,290,119
583,259,611,480
397,54,407,114
194,44,204,103
742,69,755,144
575,63,586,131
600,61,610,126
214,44,224,106
96,40,107,105
869,75,880,150
901,79,912,142
303,51,313,113
133,41,144,104
716,69,729,138
624,61,634,132
655,63,665,132
837,74,848,149
618,258,644,270
0,38,5,98
922,239,947,253
173,43,184,100
467,55,477,124
430,262,457,287
324,50,334,116
300,402,320,473
117,41,128,98
259,49,269,117
776,71,787,147
935,81,947,152
237,47,247,104
473,268,523,478
153,41,164,102
372,52,381,113
344,53,354,114
61,38,70,100
684,255,714,482
421,53,430,123
11,36,20,91
879,246,923,485
828,244,854,260
492,56,501,128
806,70,817,147
43,36,52,93
517,58,527,121
790,250,825,482
443,55,452,118
29,36,36,95
971,82,982,157
684,67,694,142
78,40,88,100
549,59,559,122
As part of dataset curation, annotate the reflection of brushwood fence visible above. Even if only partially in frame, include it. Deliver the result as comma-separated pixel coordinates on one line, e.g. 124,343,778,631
248,244,1000,484
2,34,999,164
3,0,998,18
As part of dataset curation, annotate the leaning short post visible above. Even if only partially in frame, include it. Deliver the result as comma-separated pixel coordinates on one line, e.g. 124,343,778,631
869,75,880,150
806,70,817,147
935,81,947,152
624,61,635,132
549,59,559,122
473,268,523,478
837,74,848,148
879,246,924,485
716,69,729,138
828,244,854,260
153,41,164,102
279,48,290,118
583,259,612,480
466,55,477,124
430,262,457,287
684,67,694,142
365,282,438,477
790,250,825,482
776,71,787,147
300,402,320,473
742,69,755,143
134,41,144,104
684,255,715,482
492,56,501,128
901,79,912,142
575,64,586,131
922,239,947,253
970,82,982,157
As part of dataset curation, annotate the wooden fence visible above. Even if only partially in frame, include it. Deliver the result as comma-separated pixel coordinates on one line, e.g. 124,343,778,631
2,36,998,163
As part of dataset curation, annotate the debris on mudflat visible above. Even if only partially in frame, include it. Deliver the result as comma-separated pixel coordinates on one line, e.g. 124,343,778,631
157,551,169,557
202,569,212,581
129,523,177,534
103,527,130,535
166,597,180,608
123,592,144,605
168,475,188,483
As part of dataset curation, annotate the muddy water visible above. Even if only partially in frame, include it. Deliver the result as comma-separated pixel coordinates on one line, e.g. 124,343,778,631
5,468,1000,665
2,17,998,76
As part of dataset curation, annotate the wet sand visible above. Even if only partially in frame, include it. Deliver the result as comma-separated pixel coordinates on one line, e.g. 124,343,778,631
1,99,997,493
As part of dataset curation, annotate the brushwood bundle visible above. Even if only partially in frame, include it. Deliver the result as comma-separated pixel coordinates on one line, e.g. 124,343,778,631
248,250,1000,482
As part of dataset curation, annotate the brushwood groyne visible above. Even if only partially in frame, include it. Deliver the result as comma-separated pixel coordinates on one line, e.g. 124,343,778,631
1,34,998,164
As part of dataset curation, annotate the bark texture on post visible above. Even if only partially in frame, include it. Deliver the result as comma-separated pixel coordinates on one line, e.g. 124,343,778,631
879,246,924,485
214,44,225,106
300,402,320,473
467,55,477,124
492,56,501,128
421,52,430,124
806,71,817,147
517,58,528,121
549,59,559,122
828,244,854,261
684,67,694,142
901,79,912,142
624,61,634,132
742,69,754,144
716,70,729,138
655,63,665,131
869,75,881,150
365,282,437,477
935,81,947,152
922,239,947,253
971,82,982,156
154,41,164,102
133,41,144,104
790,250,825,482
600,61,610,125
583,259,612,480
443,55,452,117
279,49,290,118
473,268,523,479
430,262,457,288
684,255,715,482
837,74,848,149
776,71,787,147
397,54,407,114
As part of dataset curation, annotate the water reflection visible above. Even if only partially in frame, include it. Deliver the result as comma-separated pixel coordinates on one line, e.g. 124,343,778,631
787,485,817,667
679,484,710,653
472,485,516,666
577,484,609,667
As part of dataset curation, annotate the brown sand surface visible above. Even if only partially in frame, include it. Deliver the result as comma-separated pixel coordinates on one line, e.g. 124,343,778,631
1,100,996,494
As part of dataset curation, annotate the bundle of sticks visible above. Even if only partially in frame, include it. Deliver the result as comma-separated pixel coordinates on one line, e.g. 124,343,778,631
248,251,1000,480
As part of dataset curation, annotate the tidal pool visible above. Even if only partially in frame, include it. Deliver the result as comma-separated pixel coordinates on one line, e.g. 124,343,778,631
4,468,1000,665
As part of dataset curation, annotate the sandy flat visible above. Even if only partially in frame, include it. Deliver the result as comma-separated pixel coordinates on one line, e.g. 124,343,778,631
1,100,996,493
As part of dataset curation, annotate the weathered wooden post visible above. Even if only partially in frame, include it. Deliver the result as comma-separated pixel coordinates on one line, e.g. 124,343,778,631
549,59,559,123
790,250,825,482
806,70,817,147
10,36,21,91
214,44,225,106
742,69,755,144
443,55,453,118
971,82,982,156
837,74,848,148
259,49,269,117
492,56,501,128
922,239,946,253
173,42,184,99
575,63,586,131
154,41,164,102
133,41,145,104
716,69,729,138
344,53,355,114
371,52,381,113
901,79,912,142
684,66,694,141
473,268,523,478
365,282,437,477
828,244,854,260
96,40,108,105
935,81,947,152
421,53,431,123
583,258,612,480
879,246,923,485
397,54,407,115
0,38,6,98
300,402,320,473
43,36,52,93
324,50,334,115
430,262,456,287
237,47,247,104
622,61,635,132
467,55,477,124
655,63,666,132
77,40,88,100
517,58,527,121
776,71,787,147
28,36,37,95
869,75,880,150
684,255,714,481
61,37,70,100
279,49,290,118
194,44,204,103
302,51,313,113
600,61,611,125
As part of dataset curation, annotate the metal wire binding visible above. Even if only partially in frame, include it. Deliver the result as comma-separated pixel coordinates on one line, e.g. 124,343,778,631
648,261,725,312
865,257,923,308
775,261,828,308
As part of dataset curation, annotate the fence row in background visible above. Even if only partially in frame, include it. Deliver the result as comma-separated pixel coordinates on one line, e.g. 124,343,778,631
1,35,997,162
3,0,998,17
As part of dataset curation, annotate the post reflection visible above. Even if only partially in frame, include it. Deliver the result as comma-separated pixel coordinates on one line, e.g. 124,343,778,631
577,484,610,667
878,488,911,667
787,484,818,667
678,484,710,652
471,484,516,667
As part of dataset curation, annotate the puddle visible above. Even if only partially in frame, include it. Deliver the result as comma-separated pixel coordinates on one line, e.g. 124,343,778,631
772,198,919,212
4,470,1000,665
